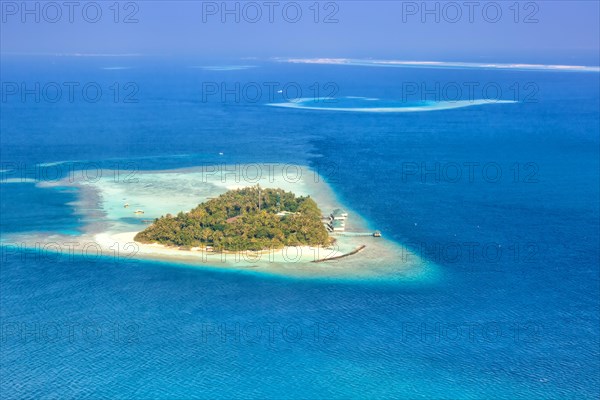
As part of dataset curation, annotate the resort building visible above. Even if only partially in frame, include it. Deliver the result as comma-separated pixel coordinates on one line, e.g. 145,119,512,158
276,211,297,217
330,220,346,232
331,209,348,220
323,209,350,232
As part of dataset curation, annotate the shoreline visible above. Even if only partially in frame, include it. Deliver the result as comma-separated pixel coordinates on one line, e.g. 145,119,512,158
6,164,436,281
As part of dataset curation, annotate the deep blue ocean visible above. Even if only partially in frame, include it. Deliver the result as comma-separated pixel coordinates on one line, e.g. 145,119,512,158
1,56,599,399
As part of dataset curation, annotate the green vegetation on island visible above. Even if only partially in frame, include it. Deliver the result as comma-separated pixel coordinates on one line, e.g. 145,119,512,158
134,186,331,251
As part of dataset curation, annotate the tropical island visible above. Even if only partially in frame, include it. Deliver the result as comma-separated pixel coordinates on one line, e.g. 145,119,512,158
19,164,430,279
134,186,332,251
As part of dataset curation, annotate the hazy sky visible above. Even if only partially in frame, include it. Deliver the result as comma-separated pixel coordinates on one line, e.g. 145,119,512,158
1,1,599,63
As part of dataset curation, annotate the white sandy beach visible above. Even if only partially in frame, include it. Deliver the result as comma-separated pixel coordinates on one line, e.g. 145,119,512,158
11,163,436,281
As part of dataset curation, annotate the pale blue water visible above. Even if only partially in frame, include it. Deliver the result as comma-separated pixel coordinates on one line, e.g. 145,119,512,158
1,56,599,398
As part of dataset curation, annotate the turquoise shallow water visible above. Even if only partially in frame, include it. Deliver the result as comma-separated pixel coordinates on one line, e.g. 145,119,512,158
1,57,599,398
268,97,515,112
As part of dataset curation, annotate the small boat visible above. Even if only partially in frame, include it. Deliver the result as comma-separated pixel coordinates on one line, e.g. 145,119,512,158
124,203,129,208
373,230,382,237
134,210,144,215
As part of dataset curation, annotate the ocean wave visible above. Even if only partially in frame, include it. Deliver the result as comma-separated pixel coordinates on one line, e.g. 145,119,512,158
37,160,84,167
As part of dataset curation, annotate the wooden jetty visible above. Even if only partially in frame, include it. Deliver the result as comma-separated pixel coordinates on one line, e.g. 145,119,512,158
312,245,366,263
